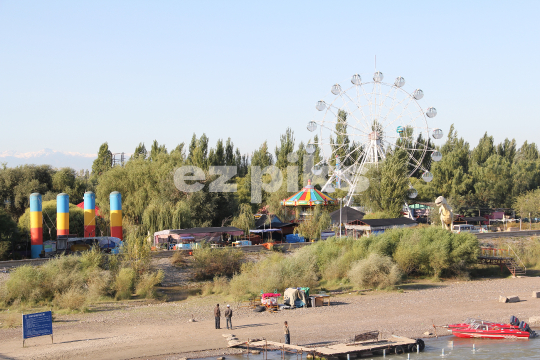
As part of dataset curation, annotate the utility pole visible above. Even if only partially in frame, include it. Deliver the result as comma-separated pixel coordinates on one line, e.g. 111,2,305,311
339,198,343,238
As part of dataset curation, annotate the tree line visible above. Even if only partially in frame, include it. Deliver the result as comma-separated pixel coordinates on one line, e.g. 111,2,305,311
1,124,539,259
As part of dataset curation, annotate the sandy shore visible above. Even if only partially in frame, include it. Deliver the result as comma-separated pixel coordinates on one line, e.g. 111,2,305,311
1,276,540,360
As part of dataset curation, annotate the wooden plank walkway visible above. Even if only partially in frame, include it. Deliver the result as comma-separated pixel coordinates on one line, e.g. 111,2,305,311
228,336,418,356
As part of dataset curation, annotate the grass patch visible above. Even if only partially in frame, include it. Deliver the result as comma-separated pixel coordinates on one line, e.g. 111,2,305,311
170,251,185,267
192,245,244,281
114,268,136,300
0,310,22,328
0,235,164,311
135,270,164,299
54,286,87,311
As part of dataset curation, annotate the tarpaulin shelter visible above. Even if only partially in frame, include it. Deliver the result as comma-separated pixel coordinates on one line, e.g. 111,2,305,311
153,227,244,246
283,288,308,308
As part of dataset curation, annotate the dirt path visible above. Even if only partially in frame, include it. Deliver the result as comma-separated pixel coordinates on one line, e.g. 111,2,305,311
1,276,540,359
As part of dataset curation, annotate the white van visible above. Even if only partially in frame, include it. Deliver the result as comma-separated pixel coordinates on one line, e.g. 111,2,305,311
452,224,478,233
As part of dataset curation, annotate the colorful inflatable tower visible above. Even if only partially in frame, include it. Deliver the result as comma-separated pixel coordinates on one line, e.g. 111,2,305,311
84,191,96,237
110,191,123,240
30,193,43,259
57,193,69,236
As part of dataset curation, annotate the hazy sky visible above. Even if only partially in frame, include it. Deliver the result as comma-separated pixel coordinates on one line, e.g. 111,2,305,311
1,1,539,158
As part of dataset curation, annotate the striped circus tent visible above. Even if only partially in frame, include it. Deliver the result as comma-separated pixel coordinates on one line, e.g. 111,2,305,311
281,179,338,207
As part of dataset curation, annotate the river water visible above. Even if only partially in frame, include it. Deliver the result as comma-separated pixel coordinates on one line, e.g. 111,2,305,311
206,336,540,360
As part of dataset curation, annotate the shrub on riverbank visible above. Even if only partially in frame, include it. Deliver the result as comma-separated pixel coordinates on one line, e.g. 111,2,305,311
0,237,164,311
348,253,402,289
302,227,479,278
211,227,479,299
192,244,244,280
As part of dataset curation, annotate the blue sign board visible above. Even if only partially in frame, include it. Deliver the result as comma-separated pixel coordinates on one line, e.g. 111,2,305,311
22,311,53,341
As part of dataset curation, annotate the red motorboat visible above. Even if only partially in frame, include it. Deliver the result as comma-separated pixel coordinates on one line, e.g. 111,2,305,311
449,316,537,340
452,323,532,339
447,315,521,330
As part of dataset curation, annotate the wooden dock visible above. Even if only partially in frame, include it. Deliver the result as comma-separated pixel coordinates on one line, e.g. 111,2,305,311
226,335,424,358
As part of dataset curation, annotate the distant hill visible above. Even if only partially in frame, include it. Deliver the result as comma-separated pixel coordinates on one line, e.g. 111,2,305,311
0,149,97,170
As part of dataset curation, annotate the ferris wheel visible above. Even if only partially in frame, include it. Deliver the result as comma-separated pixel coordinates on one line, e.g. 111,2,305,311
306,71,444,206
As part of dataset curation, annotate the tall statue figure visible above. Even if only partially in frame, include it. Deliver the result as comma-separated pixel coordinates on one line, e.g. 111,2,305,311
435,196,453,230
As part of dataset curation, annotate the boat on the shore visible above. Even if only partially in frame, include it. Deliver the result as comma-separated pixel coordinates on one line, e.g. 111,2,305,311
447,315,521,330
449,316,537,339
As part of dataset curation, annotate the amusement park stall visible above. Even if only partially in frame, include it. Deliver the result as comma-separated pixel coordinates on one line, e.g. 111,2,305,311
153,227,244,249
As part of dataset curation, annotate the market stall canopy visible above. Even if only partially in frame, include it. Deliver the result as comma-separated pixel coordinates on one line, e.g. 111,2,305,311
281,179,338,206
330,206,365,225
154,227,244,238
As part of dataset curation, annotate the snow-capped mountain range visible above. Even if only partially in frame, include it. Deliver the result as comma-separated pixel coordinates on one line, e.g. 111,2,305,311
0,149,97,170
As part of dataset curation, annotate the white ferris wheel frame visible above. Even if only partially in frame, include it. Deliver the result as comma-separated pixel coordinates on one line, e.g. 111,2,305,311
308,74,439,207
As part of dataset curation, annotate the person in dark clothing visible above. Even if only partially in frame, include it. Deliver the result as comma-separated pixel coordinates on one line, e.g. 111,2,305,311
284,321,290,344
225,304,233,330
214,304,221,329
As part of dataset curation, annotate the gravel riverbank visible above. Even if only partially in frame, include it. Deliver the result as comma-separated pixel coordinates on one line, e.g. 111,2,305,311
1,276,540,360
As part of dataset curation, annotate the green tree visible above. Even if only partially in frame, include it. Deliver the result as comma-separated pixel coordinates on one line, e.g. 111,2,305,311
471,154,513,208
132,143,147,160
192,134,209,170
170,143,185,162
231,203,255,235
470,132,495,166
512,160,540,197
149,140,167,161
275,128,295,170
187,134,198,163
92,142,112,176
514,189,540,219
496,138,517,163
515,141,539,162
330,110,350,166
358,149,409,216
0,165,55,218
211,139,226,166
52,167,85,204
251,141,273,168
294,206,331,241
225,138,235,166
423,125,473,203
0,208,19,260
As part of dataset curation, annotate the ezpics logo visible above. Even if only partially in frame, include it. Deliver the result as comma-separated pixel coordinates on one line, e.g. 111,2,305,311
173,153,369,204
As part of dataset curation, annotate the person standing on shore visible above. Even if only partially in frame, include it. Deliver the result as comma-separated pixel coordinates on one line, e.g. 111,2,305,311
214,304,221,329
225,304,233,330
284,321,290,344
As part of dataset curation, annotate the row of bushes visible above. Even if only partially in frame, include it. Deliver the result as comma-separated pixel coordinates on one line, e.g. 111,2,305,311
0,237,163,311
200,227,479,299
